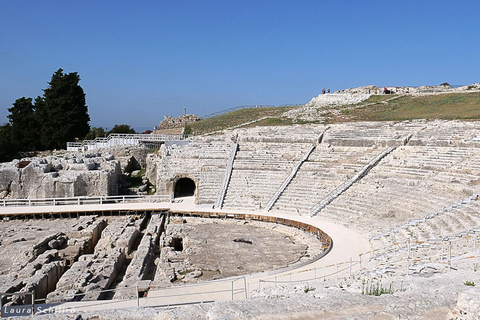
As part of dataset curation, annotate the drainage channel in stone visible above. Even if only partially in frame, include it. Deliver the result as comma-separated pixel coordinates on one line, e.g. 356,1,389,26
142,213,167,283
102,211,152,300
108,212,167,300
44,214,145,303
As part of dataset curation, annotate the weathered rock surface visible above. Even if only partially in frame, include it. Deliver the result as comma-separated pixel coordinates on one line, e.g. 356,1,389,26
96,145,150,172
45,217,141,302
113,213,165,299
0,153,121,199
0,216,107,306
449,287,480,320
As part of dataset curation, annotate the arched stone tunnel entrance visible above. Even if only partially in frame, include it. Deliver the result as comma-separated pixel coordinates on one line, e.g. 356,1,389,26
174,177,196,198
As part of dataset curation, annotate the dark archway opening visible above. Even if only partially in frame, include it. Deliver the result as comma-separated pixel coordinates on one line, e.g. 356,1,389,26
174,177,196,198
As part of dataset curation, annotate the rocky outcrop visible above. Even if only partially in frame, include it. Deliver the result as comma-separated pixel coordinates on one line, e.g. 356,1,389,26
145,154,158,186
97,145,149,172
157,114,200,130
0,216,109,306
334,83,480,95
449,288,480,320
0,153,121,199
46,217,141,302
306,92,371,108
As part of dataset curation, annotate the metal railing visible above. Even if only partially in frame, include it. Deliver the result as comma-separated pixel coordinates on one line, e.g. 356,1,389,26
67,133,184,152
1,194,172,208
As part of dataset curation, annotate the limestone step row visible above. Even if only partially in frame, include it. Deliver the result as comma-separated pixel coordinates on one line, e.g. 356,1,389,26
198,166,227,204
222,169,290,210
370,195,480,249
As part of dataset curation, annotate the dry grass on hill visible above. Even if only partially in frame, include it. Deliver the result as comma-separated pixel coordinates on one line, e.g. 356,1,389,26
187,91,480,135
336,92,480,122
188,106,295,135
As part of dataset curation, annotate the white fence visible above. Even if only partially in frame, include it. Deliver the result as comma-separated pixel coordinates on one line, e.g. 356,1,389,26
67,134,184,152
1,194,172,208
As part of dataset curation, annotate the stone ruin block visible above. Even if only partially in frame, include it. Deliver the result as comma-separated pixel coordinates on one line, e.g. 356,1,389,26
46,217,140,303
0,153,121,199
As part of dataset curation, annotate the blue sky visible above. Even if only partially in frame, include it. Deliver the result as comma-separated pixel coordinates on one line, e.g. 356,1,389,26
1,1,479,130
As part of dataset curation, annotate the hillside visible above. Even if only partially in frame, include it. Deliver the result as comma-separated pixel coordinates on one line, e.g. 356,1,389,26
335,91,480,122
188,87,480,135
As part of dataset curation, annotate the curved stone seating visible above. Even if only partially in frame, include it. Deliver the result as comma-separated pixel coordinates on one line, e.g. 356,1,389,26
232,125,324,144
270,146,381,215
323,121,425,147
222,142,312,211
370,196,480,250
408,120,480,147
317,146,480,238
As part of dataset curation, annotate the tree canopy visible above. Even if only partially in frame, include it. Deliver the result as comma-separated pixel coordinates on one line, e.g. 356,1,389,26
107,124,136,135
2,68,91,158
7,97,38,151
37,69,90,149
84,127,106,140
0,123,14,162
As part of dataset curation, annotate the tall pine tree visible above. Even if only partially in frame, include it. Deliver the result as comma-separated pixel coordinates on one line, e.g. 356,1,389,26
7,97,38,151
37,69,90,149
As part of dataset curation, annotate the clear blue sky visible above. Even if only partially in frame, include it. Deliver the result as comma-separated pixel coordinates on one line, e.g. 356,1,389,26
1,1,479,130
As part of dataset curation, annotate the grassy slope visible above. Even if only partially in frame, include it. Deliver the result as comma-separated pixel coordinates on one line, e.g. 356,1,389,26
187,92,480,135
188,106,295,135
339,92,480,122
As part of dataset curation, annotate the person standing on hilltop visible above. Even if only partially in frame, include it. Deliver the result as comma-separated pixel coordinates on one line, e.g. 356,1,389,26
322,88,326,94
327,89,330,93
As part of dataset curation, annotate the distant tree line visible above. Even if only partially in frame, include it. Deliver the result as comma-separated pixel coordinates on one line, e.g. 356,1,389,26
83,124,138,140
0,69,90,161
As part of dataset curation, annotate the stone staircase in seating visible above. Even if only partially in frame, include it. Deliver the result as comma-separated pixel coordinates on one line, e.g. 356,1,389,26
221,142,312,211
270,146,381,216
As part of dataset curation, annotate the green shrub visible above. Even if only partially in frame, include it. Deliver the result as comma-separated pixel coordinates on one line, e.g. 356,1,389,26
304,286,315,293
362,280,394,296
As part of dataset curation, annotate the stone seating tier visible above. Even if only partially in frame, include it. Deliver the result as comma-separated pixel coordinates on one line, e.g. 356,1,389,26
372,201,480,250
408,120,480,146
270,146,381,215
198,167,227,204
230,125,325,144
316,146,480,237
222,170,291,210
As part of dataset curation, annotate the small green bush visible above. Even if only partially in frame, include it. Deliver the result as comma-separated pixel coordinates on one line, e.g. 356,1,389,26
304,286,315,293
362,280,394,296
